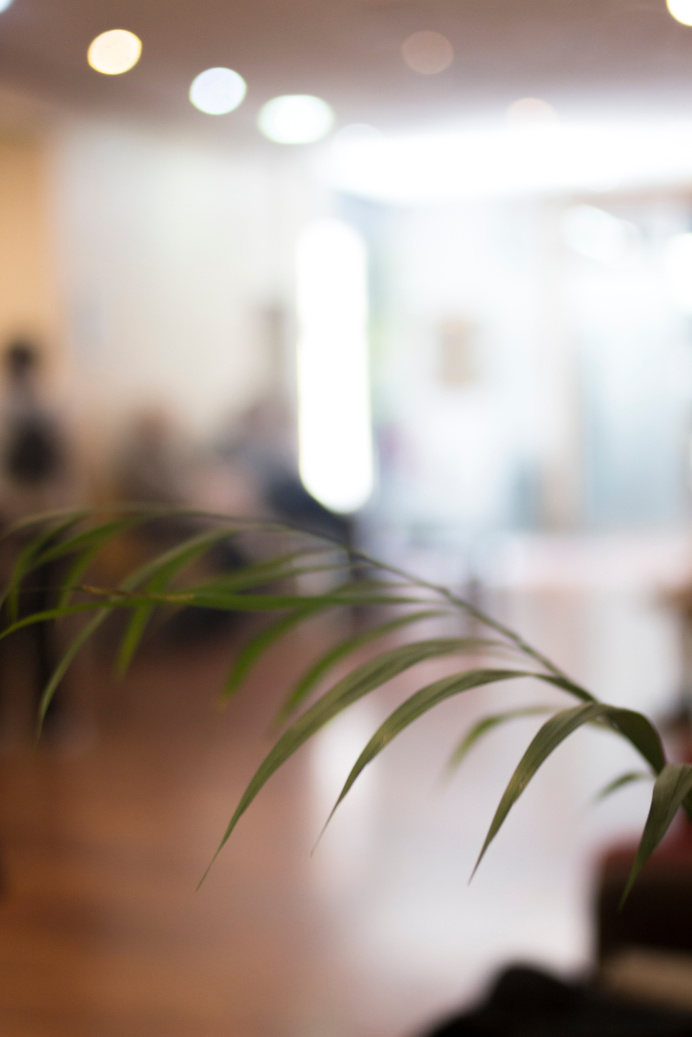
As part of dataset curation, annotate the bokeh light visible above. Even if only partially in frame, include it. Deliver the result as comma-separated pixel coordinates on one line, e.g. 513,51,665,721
189,67,247,115
0,0,14,13
258,95,334,144
296,219,373,513
667,0,692,26
506,97,559,128
87,29,142,76
401,31,454,75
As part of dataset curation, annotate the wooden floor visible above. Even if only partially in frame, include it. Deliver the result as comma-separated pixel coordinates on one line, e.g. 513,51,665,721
0,622,349,1037
0,536,685,1037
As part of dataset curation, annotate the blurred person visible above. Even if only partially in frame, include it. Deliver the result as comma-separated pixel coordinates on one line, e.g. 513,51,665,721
111,405,191,508
0,338,71,521
0,337,83,746
104,405,248,643
218,397,353,546
99,405,196,586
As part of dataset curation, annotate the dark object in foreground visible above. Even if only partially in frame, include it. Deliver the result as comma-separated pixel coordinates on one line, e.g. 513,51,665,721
422,965,692,1036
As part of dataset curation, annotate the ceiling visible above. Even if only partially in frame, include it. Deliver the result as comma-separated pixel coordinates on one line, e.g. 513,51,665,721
1,0,692,144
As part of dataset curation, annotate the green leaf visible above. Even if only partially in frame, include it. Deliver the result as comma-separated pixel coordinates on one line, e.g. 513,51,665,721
217,563,405,705
183,587,425,613
112,525,250,674
473,702,664,877
191,549,348,595
621,763,692,905
446,706,555,773
531,685,663,775
533,673,594,704
36,522,250,722
0,597,126,639
200,637,500,884
0,507,88,547
3,512,153,628
36,515,142,567
1,515,85,621
184,568,415,598
594,771,652,803
601,708,666,775
55,516,148,608
116,535,274,677
276,609,460,725
37,609,109,733
113,524,246,594
323,669,544,833
116,602,156,677
118,523,327,675
221,606,324,702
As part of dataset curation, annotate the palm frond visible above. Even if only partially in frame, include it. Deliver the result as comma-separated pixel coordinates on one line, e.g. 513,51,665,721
1,508,680,902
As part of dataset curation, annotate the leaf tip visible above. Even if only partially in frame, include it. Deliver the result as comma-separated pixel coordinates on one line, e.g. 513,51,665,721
469,844,487,884
618,870,637,911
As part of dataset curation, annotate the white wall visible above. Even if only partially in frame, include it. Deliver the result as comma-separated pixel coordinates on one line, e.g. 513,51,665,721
376,196,562,532
50,119,327,437
0,132,61,367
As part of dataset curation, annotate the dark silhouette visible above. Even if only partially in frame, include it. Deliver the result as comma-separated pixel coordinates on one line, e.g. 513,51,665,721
422,964,692,1036
0,339,71,740
2,341,65,489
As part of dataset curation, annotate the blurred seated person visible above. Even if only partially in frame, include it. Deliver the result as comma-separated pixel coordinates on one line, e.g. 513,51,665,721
102,406,247,640
111,405,192,508
216,397,353,547
100,405,201,574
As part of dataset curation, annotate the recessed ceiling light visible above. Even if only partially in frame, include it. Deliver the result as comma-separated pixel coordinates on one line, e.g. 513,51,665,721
506,97,559,128
668,0,692,26
87,29,142,75
401,31,454,75
258,95,335,144
189,68,247,115
0,0,15,13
